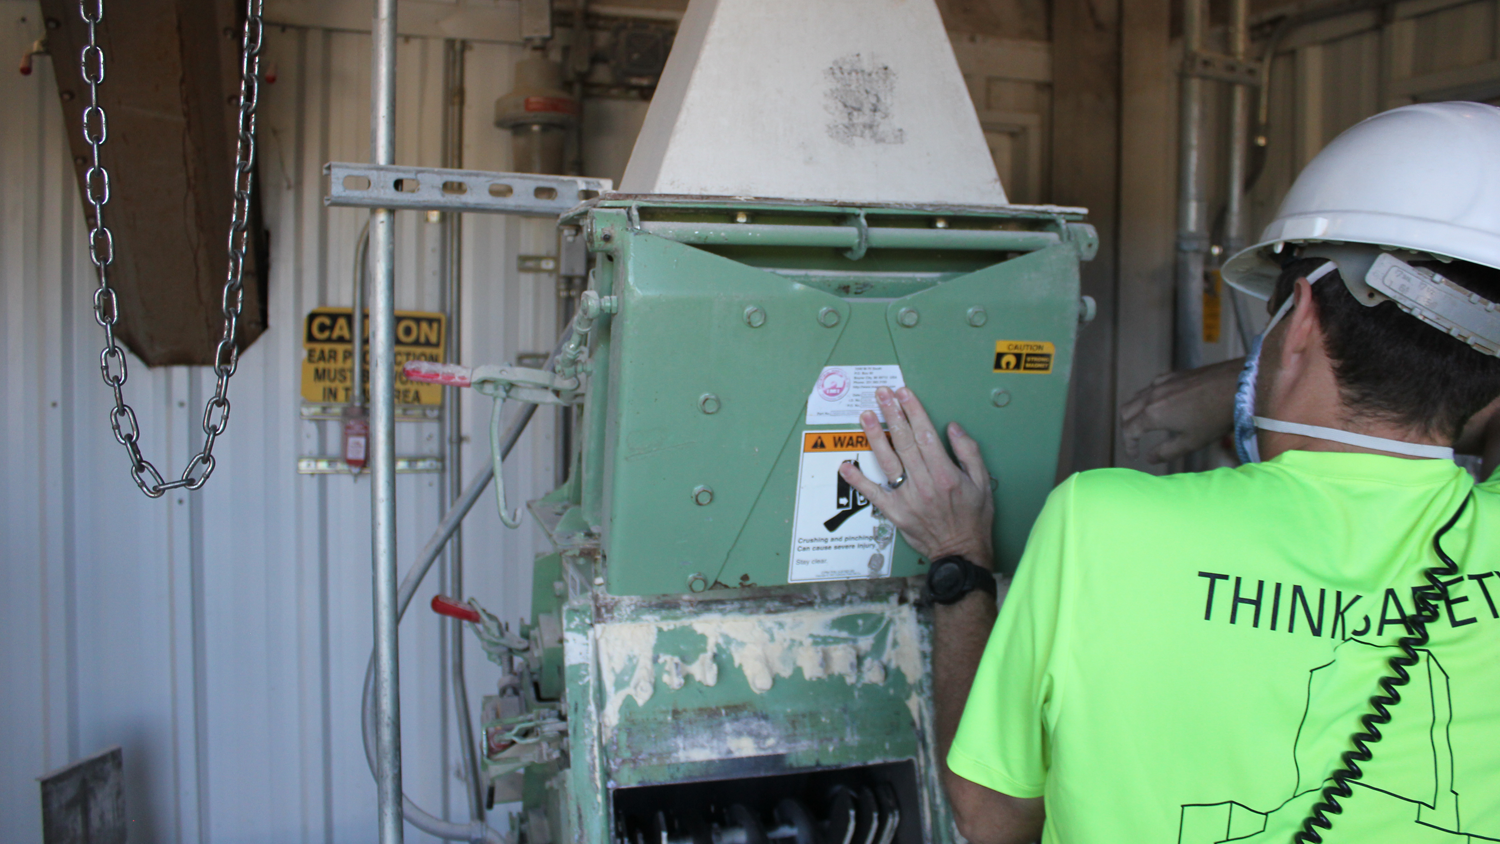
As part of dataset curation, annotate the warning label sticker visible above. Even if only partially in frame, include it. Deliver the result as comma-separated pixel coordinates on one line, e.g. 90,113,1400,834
993,340,1055,374
788,430,897,583
805,365,906,425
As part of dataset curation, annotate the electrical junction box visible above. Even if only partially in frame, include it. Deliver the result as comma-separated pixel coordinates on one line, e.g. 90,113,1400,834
500,197,1093,844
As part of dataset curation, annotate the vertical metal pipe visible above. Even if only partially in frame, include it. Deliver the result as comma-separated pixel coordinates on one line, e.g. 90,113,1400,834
569,0,589,176
1225,0,1255,356
1225,0,1250,263
369,1,403,842
353,225,368,409
1175,0,1207,371
440,36,485,823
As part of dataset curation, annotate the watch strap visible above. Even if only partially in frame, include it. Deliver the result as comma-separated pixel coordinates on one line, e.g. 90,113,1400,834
928,555,997,604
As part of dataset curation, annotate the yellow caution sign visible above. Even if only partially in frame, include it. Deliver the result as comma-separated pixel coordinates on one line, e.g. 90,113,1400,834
1203,269,1223,344
301,307,446,405
993,340,1055,374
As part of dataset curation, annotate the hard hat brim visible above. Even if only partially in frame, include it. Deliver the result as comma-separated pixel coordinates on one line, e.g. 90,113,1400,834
1223,208,1500,301
1221,243,1281,301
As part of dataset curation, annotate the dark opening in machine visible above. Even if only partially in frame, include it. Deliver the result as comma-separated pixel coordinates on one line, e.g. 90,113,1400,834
611,759,922,844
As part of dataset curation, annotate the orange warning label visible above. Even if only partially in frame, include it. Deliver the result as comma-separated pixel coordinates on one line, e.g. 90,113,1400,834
994,340,1055,374
803,431,873,452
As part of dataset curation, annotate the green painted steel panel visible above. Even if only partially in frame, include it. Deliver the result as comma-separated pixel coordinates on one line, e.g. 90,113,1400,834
883,243,1080,574
592,207,1084,594
531,552,566,701
601,232,850,596
601,618,922,788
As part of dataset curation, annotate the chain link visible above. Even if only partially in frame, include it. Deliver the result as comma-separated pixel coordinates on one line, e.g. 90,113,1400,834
80,0,264,497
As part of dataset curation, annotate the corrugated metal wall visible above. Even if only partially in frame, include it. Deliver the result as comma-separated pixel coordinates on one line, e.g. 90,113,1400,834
1246,0,1500,255
1144,0,1500,428
1,4,573,840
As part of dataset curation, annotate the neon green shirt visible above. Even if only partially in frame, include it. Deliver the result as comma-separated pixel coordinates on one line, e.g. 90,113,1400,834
949,451,1500,844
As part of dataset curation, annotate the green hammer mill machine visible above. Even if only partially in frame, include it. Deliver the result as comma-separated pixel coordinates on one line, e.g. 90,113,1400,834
403,0,1096,841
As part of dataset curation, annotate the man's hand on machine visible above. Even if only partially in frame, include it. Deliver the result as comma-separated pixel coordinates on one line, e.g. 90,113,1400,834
838,386,995,569
1120,357,1243,463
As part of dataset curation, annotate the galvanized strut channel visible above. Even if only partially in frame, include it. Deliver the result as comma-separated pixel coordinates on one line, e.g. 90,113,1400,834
79,0,264,497
326,162,610,217
368,0,403,841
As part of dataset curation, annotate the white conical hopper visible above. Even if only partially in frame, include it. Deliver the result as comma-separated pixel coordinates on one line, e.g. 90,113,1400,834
618,0,1008,206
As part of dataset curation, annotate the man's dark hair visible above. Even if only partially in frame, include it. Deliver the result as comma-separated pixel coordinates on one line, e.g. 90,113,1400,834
1269,254,1500,441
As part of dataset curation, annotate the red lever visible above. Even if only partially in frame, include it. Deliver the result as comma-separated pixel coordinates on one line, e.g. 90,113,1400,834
431,594,481,624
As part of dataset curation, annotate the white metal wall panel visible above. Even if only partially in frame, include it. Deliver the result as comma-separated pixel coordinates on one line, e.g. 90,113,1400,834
1,4,568,841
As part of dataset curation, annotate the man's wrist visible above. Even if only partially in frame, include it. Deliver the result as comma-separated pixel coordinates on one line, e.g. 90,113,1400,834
928,555,1000,605
928,542,994,571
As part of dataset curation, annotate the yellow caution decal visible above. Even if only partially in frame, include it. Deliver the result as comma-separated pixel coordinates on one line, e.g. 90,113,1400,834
993,340,1054,374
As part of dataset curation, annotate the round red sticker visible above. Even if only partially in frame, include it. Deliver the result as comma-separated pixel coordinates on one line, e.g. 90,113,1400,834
816,368,850,401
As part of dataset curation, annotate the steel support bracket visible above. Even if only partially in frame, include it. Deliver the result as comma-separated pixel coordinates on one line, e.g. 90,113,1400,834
471,365,583,406
324,162,612,218
1182,50,1263,86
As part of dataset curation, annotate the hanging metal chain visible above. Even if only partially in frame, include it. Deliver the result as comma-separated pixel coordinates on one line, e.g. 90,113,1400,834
79,0,264,497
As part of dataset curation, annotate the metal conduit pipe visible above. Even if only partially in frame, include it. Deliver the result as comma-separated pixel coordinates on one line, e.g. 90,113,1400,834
354,221,369,410
440,35,485,824
1226,0,1255,353
359,420,531,844
1175,0,1208,371
360,327,573,843
369,0,402,841
1225,0,1250,259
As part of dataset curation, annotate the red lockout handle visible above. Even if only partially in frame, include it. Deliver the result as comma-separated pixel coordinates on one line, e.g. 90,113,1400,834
431,594,481,624
404,360,473,387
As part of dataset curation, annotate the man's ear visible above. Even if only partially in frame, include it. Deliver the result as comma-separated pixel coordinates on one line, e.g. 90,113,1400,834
1280,277,1320,361
1261,277,1320,409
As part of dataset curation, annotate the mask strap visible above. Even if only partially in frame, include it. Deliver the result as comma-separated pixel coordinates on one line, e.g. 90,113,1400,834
1263,291,1296,335
1305,260,1338,284
1263,259,1335,336
1252,417,1455,460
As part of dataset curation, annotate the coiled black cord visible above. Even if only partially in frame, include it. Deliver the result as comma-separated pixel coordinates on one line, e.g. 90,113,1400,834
1293,492,1472,843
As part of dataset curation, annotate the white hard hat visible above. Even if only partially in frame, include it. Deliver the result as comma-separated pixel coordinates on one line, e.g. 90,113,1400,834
1222,101,1500,301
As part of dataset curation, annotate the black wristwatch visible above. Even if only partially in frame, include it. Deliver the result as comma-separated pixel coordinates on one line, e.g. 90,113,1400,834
926,555,998,605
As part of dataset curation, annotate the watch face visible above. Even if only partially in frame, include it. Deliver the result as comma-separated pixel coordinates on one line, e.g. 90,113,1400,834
930,559,966,599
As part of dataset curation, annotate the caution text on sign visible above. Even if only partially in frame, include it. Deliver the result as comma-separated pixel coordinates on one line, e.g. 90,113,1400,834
993,340,1054,374
301,307,446,405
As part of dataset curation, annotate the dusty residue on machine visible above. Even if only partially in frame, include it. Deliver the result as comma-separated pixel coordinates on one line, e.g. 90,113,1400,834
658,650,718,690
594,595,924,737
596,623,658,732
658,719,787,763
